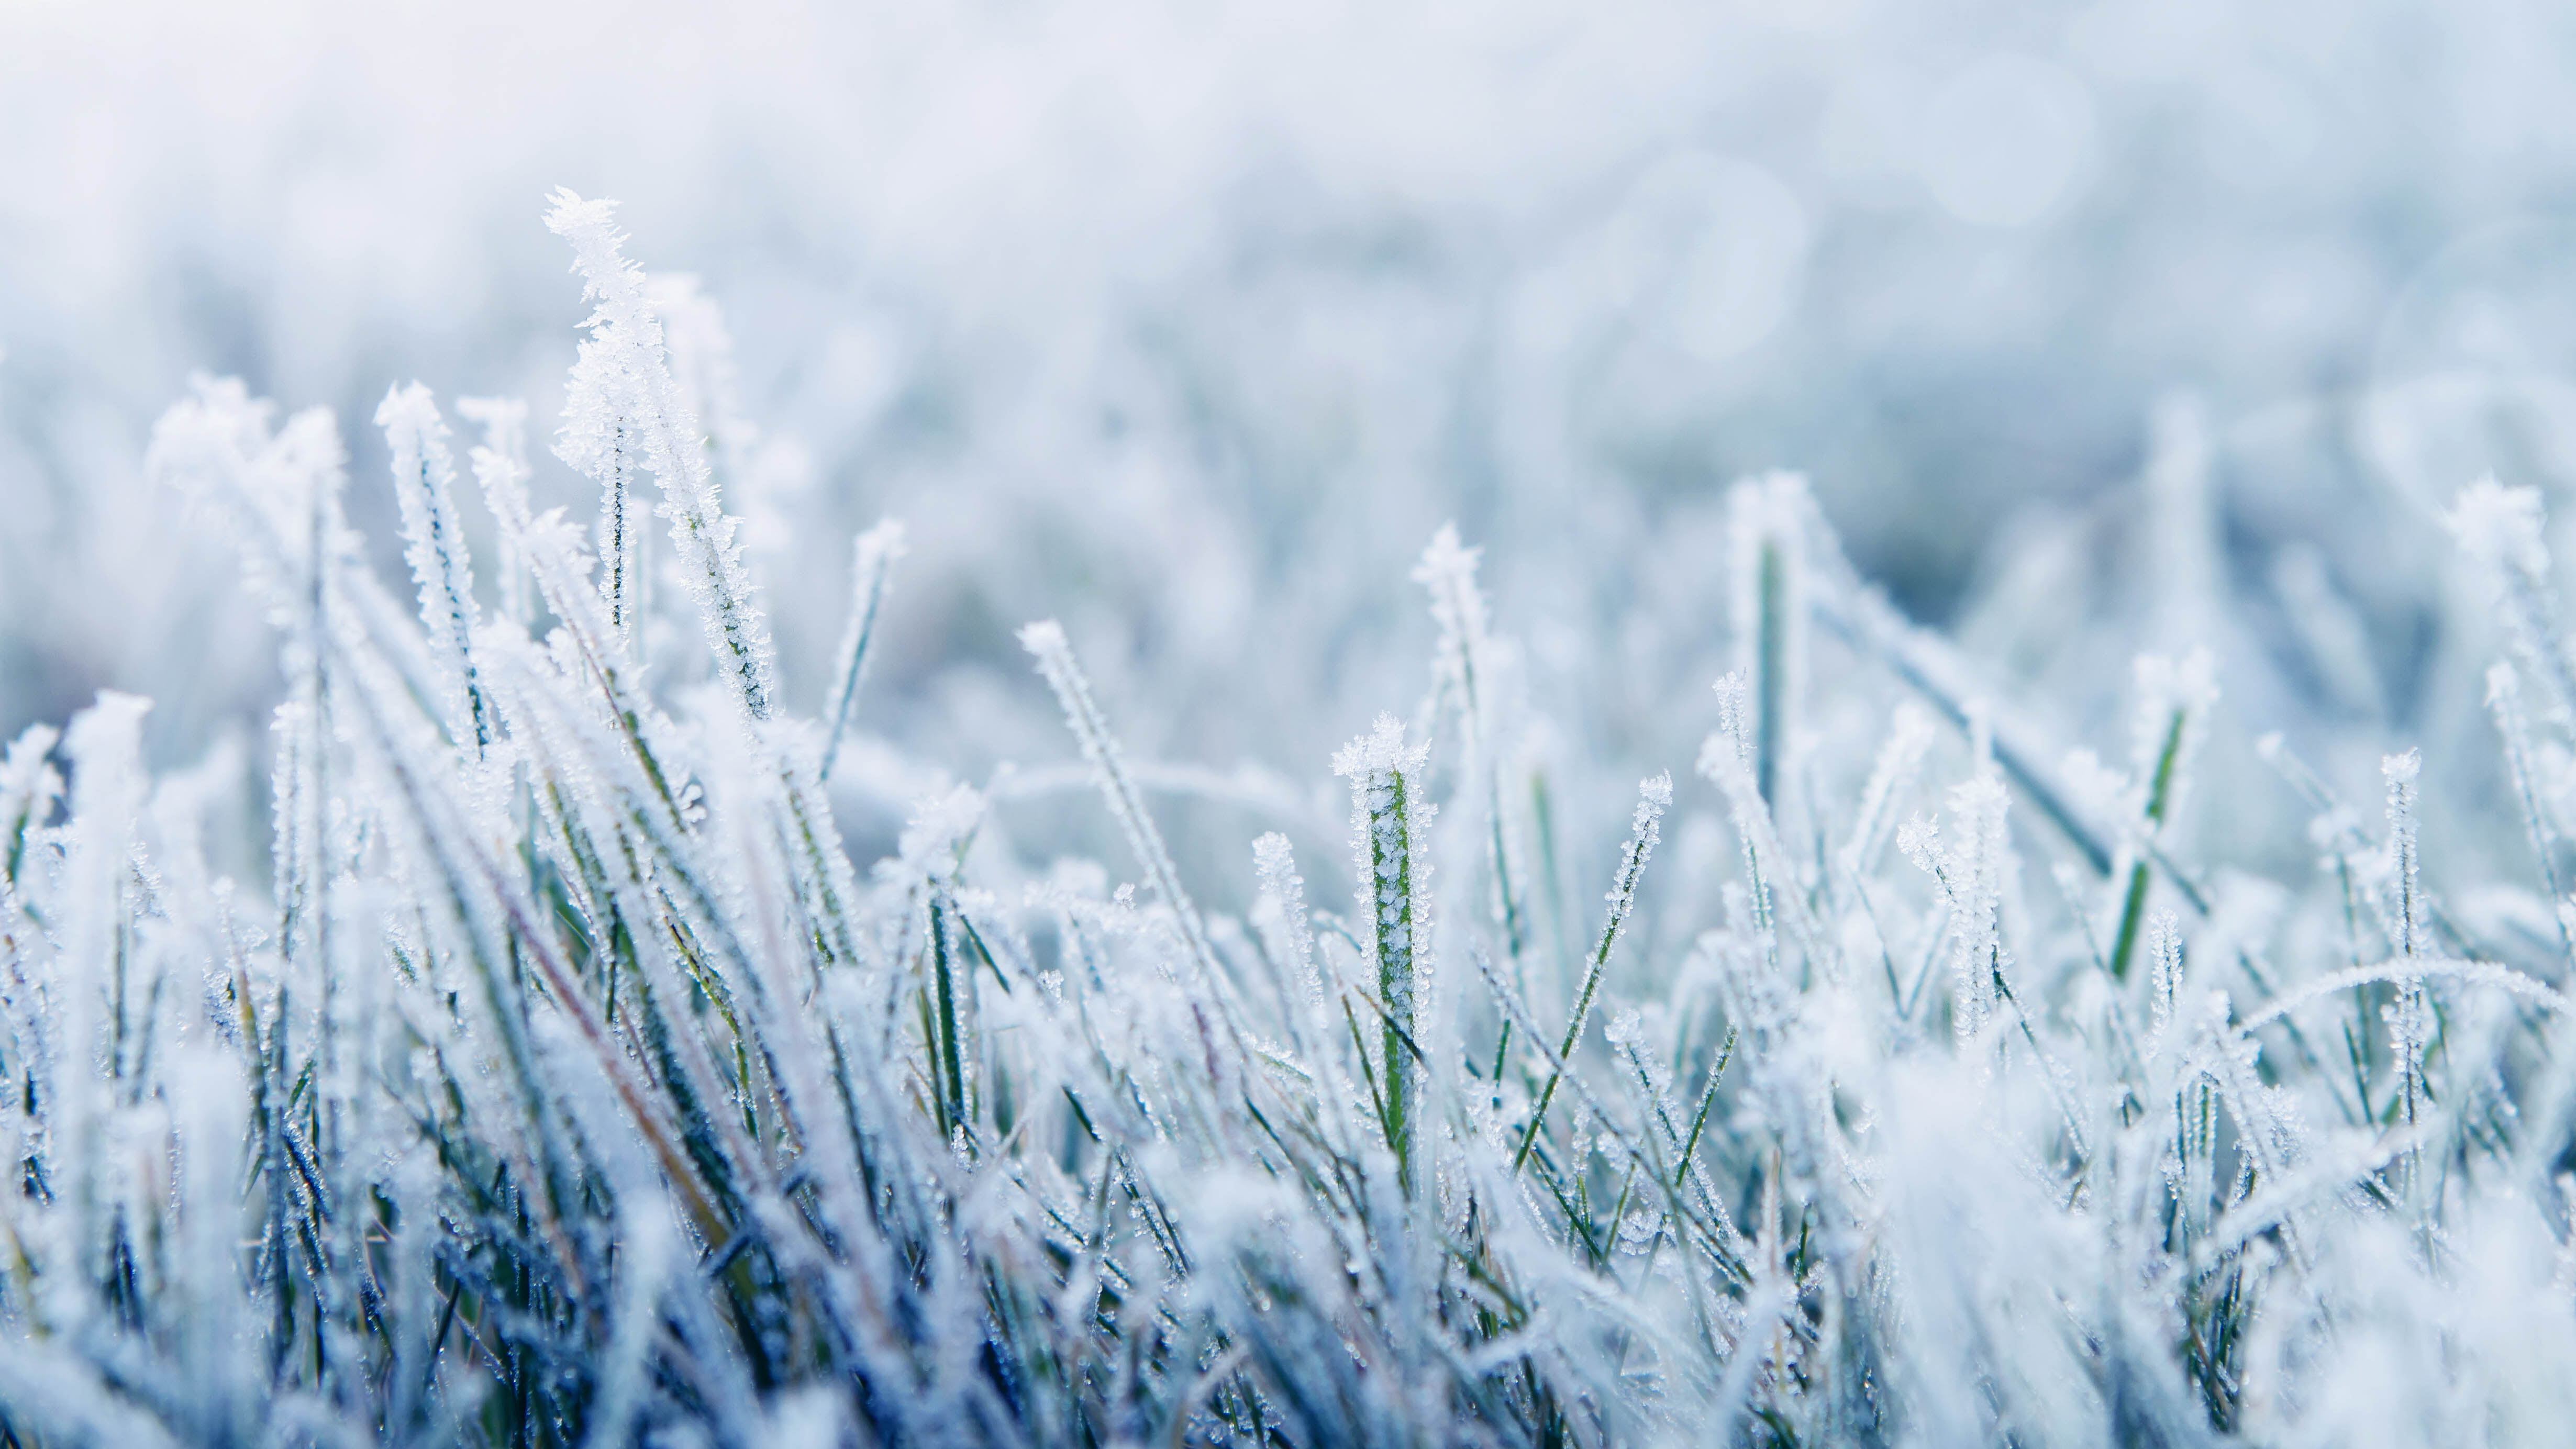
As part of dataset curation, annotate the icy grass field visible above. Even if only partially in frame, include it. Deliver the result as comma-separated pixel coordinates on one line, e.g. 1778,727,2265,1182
3,186,2576,1447
14,3,2576,1443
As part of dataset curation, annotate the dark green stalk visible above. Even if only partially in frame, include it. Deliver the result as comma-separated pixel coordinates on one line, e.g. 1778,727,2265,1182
2109,706,2189,982
929,891,970,1144
1673,1028,1736,1190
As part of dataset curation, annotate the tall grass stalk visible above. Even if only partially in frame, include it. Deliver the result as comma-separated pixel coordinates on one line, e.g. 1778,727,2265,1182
1336,716,1431,1192
821,519,905,783
1514,772,1668,1173
2106,653,2213,982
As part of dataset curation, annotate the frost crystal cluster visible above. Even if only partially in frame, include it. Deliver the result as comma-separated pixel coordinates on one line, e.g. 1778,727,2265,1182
7,197,2576,1449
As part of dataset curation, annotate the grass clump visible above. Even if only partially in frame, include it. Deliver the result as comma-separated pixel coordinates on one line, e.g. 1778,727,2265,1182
5,196,2576,1448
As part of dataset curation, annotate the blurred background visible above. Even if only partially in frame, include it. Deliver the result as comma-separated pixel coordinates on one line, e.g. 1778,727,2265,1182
7,0,2576,891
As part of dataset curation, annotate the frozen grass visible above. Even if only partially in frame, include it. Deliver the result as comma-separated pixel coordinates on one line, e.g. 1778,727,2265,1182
6,196,2576,1448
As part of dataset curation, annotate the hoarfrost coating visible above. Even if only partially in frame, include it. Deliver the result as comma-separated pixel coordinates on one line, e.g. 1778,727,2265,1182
8,15,2576,1438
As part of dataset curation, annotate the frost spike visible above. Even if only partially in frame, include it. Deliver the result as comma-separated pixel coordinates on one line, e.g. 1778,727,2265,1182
547,188,776,720
1416,525,1529,969
376,382,488,754
821,518,905,783
458,394,533,628
1253,831,1319,1012
1019,621,1221,987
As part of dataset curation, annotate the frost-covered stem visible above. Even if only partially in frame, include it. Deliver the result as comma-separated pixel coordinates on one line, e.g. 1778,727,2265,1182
268,447,338,1000
1756,540,1787,802
1417,525,1527,965
1332,717,1435,1197
1901,774,2011,1048
1952,779,2009,1047
548,190,775,720
270,418,347,1340
605,423,638,648
377,383,489,754
1356,734,1425,1189
927,893,969,1138
2108,711,2186,983
52,693,151,1336
1809,562,2117,876
1840,703,1933,886
1705,677,1845,983
1734,474,1809,809
2449,476,2576,722
1674,1026,1737,1189
652,273,757,493
1515,773,1669,1173
2384,751,2428,1205
821,519,905,783
458,396,532,629
2145,908,2185,1042
1019,622,1220,984
899,801,982,1144
2486,664,2573,963
1252,832,1327,1062
2386,750,2423,963
0,724,59,891
300,422,356,1293
2108,653,2212,982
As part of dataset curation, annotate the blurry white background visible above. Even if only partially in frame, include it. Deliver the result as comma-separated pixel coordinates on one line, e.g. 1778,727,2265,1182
7,0,2576,857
